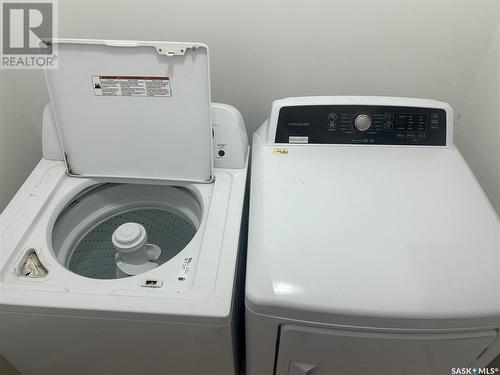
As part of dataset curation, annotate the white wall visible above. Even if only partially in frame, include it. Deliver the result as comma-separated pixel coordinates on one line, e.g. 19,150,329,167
456,22,500,214
1,0,500,213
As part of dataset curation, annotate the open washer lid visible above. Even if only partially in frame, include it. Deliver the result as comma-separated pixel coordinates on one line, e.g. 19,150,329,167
44,39,213,182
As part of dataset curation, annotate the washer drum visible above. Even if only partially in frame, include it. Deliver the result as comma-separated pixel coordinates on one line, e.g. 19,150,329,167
51,184,202,279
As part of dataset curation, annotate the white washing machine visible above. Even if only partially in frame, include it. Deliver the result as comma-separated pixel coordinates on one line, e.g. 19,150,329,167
0,39,249,375
246,97,500,375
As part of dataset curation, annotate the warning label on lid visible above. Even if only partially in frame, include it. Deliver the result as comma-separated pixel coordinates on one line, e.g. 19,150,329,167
91,75,172,97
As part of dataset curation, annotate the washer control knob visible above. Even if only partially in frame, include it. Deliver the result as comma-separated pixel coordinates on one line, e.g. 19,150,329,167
354,114,372,132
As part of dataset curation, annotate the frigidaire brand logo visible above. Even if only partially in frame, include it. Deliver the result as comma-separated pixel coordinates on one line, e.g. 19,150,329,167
1,0,58,69
288,122,309,127
451,368,499,374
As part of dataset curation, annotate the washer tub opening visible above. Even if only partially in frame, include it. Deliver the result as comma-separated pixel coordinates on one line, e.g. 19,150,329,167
51,183,202,280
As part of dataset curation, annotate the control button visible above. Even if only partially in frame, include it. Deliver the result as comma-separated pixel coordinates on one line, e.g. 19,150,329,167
354,114,372,132
395,132,405,139
328,122,337,131
384,113,394,122
430,124,439,131
417,132,426,140
383,122,393,131
431,113,440,119
328,113,337,122
218,149,225,157
406,132,416,139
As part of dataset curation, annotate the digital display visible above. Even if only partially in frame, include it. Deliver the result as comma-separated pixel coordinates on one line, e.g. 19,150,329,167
393,113,427,132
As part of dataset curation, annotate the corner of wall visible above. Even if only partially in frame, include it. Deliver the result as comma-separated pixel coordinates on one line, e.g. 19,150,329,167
455,20,500,216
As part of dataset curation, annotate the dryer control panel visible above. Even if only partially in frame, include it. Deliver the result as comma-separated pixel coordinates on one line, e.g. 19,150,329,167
275,105,446,146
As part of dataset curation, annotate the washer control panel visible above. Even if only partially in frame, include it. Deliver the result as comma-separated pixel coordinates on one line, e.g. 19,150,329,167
275,105,446,146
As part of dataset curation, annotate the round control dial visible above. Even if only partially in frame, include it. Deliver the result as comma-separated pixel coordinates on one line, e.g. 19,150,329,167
354,114,372,132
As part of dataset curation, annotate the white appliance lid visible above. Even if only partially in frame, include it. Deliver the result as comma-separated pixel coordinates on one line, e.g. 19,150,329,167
246,143,500,326
45,39,213,182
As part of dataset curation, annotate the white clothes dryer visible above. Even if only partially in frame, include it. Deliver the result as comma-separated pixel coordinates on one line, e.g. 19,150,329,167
245,96,500,375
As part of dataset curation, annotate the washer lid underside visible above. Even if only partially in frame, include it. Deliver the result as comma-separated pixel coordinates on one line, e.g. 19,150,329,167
44,39,213,182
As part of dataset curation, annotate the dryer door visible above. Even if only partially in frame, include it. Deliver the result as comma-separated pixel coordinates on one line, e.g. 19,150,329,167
275,325,496,375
